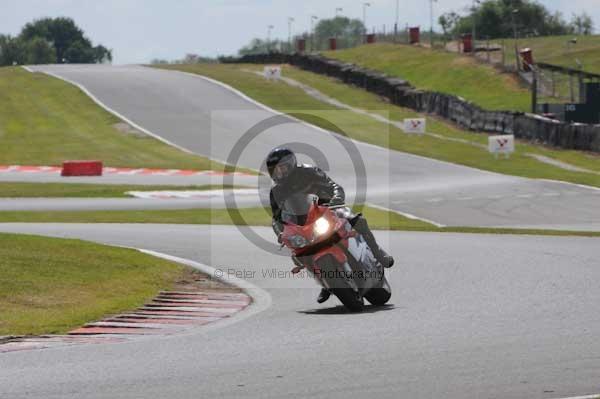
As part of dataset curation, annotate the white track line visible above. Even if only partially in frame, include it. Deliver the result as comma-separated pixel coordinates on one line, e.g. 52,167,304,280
24,67,196,156
126,188,258,199
238,66,600,194
539,178,600,193
551,395,600,399
366,202,446,228
21,65,259,174
24,65,600,194
157,67,510,175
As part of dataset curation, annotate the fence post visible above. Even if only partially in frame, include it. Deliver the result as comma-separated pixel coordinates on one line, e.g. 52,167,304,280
532,70,538,113
578,73,584,102
570,73,575,102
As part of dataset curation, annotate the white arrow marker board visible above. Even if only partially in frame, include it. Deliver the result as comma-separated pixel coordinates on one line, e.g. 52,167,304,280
488,134,515,156
263,66,281,80
403,118,426,134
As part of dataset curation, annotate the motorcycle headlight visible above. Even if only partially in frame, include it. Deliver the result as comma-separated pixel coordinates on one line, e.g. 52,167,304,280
314,217,330,236
289,235,309,248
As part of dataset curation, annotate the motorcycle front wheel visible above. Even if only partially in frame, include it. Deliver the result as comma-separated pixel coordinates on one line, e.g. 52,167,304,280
316,255,364,312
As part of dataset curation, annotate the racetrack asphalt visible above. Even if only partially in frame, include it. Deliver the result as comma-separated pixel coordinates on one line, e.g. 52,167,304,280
2,64,599,399
22,64,600,231
0,223,599,399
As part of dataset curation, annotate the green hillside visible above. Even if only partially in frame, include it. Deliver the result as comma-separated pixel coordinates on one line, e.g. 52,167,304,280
0,67,221,170
324,43,532,112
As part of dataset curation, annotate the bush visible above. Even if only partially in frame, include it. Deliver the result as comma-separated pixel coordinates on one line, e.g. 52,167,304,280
0,17,111,66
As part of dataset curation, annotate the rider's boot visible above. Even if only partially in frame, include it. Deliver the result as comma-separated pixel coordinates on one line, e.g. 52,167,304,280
317,288,331,303
376,247,395,268
354,216,395,268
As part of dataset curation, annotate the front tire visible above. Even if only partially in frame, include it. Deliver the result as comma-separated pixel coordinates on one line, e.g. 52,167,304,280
316,255,364,312
331,287,364,312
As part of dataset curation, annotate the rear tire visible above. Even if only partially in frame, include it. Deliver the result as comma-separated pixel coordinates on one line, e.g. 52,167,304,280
317,255,364,312
364,288,391,306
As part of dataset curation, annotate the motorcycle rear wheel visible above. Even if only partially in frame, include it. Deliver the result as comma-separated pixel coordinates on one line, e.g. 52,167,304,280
364,288,391,306
316,255,364,312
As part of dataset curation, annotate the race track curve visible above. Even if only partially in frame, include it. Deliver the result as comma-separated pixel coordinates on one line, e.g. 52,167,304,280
24,64,600,231
1,64,599,399
0,223,599,399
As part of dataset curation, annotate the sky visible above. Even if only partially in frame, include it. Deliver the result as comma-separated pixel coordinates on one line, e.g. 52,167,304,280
1,0,598,64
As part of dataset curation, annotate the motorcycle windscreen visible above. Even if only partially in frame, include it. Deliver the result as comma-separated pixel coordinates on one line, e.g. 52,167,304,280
280,193,318,226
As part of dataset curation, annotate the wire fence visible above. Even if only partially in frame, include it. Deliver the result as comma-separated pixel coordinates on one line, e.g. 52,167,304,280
282,29,599,125
291,29,447,53
535,67,583,105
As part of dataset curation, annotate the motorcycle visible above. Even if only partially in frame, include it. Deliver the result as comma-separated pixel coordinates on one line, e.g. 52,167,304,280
279,193,392,312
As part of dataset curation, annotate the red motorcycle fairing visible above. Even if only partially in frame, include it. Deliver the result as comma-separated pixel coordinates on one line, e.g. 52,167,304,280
281,202,352,267
281,197,392,311
314,240,347,265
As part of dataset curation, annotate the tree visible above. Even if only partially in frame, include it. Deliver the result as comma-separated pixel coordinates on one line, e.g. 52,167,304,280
238,38,286,55
314,17,365,50
239,38,268,55
63,40,95,63
571,12,594,35
24,37,56,64
450,0,571,39
0,35,24,65
21,17,84,62
93,45,112,63
152,54,217,64
18,17,111,63
183,53,200,63
439,12,460,38
545,11,569,36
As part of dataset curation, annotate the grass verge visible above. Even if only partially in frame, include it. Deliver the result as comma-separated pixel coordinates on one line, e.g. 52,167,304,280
277,64,600,175
1,206,598,237
323,43,531,111
0,182,239,198
0,233,190,335
156,63,600,188
0,67,223,171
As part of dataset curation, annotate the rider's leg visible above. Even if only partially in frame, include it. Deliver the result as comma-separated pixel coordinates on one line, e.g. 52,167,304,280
353,215,394,268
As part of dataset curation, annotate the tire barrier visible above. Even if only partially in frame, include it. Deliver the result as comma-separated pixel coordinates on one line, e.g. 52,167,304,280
222,53,600,152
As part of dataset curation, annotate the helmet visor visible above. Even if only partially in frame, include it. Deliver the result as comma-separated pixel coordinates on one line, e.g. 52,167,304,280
271,154,295,181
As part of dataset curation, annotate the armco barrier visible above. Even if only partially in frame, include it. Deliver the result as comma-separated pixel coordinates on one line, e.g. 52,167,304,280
61,160,103,176
223,53,600,152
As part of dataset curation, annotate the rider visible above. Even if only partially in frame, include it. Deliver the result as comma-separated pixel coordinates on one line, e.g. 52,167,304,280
266,147,394,304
